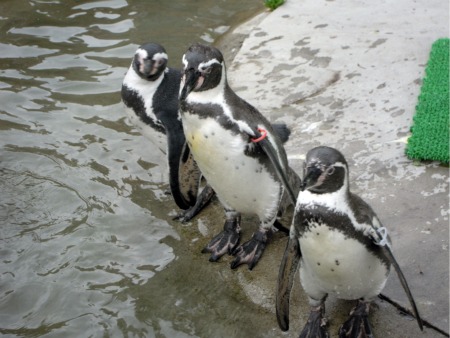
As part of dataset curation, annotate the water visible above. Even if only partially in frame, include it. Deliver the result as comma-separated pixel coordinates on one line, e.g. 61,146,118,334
0,1,278,337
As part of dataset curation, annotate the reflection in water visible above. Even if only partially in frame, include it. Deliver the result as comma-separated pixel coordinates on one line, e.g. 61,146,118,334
0,0,268,337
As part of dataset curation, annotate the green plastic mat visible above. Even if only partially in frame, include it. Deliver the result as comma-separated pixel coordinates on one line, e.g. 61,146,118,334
406,38,449,163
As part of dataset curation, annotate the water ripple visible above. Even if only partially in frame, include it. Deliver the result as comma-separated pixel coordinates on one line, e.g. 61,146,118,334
9,26,88,44
0,43,58,58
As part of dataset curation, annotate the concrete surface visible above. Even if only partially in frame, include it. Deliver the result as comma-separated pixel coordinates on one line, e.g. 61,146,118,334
185,0,448,337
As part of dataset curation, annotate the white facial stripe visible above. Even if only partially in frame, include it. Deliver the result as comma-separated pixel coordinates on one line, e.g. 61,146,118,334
136,48,148,60
153,52,168,61
198,58,220,70
185,63,253,136
182,54,188,69
308,160,346,171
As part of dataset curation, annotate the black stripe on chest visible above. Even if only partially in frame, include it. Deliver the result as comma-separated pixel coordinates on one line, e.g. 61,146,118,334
295,204,390,267
121,84,166,134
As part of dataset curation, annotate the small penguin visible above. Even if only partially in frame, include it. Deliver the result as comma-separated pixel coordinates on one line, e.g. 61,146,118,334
276,146,423,337
179,43,301,270
121,42,214,220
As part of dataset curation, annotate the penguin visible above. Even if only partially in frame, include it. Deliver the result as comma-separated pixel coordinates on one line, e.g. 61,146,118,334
121,42,214,220
276,146,423,337
178,43,301,270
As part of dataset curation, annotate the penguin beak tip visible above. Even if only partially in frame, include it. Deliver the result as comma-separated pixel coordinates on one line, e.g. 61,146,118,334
180,69,197,101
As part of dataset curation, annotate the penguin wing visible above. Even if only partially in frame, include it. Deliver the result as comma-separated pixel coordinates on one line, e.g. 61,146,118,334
276,235,302,331
252,128,298,205
350,194,423,330
379,244,423,330
165,129,196,209
175,142,202,208
367,216,423,331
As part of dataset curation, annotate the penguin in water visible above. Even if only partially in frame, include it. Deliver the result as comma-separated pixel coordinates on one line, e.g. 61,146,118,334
121,42,214,221
276,146,423,337
179,43,301,270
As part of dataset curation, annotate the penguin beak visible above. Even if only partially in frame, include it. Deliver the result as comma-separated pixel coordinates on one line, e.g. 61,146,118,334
150,61,160,75
180,68,200,101
141,60,152,75
301,166,323,191
137,58,160,80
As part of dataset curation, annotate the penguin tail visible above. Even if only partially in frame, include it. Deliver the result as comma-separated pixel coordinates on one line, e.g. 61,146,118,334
271,123,291,144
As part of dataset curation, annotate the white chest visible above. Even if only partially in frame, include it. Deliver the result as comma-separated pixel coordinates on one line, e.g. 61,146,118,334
124,105,166,153
123,68,166,153
182,113,281,222
299,221,388,300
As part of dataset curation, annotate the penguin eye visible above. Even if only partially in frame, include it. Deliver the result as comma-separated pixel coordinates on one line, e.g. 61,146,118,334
200,67,211,74
326,166,335,175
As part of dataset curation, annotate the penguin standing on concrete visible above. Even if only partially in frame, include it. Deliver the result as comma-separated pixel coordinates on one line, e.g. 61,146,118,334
121,42,214,220
179,43,301,270
276,146,423,337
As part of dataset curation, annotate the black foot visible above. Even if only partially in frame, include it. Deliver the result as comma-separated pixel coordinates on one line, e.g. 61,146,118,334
338,300,373,338
300,305,329,338
201,216,240,262
273,219,289,235
174,185,215,222
230,228,269,270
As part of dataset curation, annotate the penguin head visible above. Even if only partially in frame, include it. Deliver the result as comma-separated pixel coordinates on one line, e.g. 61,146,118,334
301,146,349,194
179,43,225,101
132,43,168,81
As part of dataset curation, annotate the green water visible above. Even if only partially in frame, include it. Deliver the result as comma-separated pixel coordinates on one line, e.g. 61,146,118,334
0,1,287,337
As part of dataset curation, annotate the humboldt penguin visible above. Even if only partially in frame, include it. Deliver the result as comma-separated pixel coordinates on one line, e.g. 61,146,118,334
179,43,301,270
121,42,214,220
276,146,423,337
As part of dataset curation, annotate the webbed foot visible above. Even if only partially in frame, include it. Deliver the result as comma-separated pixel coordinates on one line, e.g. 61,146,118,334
230,228,269,270
174,185,215,222
338,300,373,338
201,215,240,262
300,304,329,338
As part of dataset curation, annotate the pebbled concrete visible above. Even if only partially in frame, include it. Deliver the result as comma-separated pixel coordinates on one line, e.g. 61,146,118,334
208,0,449,337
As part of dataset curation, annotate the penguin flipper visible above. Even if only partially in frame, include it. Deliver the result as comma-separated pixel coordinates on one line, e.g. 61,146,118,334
165,130,194,209
276,236,301,331
379,244,423,331
253,129,297,205
368,224,423,331
175,142,202,209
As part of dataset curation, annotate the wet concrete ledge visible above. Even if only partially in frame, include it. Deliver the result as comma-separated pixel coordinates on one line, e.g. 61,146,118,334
191,0,450,337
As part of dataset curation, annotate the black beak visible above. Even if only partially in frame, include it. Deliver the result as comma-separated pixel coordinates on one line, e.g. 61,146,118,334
143,60,153,74
139,59,160,80
180,68,199,101
301,166,322,191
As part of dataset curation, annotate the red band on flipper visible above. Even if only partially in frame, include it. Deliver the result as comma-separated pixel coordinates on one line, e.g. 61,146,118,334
251,128,267,143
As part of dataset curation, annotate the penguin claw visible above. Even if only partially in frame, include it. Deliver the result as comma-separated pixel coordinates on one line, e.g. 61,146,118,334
202,218,240,261
174,207,198,223
299,305,329,338
202,230,240,261
338,300,373,338
173,185,215,223
230,228,268,270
